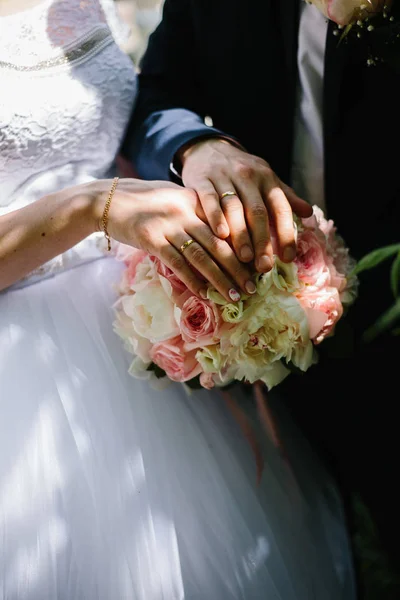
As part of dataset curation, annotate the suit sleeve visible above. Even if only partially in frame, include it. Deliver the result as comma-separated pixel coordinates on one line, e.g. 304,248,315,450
121,0,226,182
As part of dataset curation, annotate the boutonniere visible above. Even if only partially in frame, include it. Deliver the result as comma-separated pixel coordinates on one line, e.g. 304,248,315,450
307,0,390,26
307,0,400,67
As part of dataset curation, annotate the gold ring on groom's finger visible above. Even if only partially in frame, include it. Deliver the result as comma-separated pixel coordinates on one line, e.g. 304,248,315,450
220,190,237,200
180,239,194,254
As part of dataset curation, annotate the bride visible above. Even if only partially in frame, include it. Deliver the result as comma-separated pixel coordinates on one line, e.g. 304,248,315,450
0,0,356,598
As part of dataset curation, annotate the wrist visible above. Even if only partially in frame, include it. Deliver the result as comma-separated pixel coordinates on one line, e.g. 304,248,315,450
82,180,111,235
176,136,245,171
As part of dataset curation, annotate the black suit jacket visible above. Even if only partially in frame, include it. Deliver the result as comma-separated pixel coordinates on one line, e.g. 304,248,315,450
124,0,400,325
124,1,400,556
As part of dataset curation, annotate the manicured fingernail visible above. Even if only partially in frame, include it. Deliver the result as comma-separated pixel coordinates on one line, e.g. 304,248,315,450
229,288,241,302
283,247,296,262
245,280,257,294
258,255,272,272
217,224,229,238
200,289,208,299
240,245,253,261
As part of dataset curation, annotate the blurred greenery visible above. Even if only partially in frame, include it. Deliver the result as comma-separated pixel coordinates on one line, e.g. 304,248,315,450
350,245,400,598
351,244,400,341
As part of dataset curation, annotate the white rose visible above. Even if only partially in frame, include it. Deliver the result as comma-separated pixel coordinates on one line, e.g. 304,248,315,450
221,301,244,323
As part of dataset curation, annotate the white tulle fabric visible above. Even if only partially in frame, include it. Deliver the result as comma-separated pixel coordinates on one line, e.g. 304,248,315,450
0,260,356,600
0,2,356,598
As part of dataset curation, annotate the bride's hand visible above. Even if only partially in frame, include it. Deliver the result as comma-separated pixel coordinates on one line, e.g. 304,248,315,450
89,178,256,302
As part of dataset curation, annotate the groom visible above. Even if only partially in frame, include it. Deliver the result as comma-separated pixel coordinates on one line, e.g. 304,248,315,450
123,0,400,575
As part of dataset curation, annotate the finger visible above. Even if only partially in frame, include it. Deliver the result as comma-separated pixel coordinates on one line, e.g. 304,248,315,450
214,182,254,263
263,184,296,263
195,201,208,223
186,220,257,295
234,181,273,273
169,234,241,303
192,179,230,239
279,181,313,218
158,242,208,298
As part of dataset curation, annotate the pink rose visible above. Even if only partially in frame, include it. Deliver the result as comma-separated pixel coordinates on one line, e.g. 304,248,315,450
302,205,334,238
302,207,350,292
149,336,202,382
151,257,188,295
305,208,346,265
327,235,355,294
200,372,215,390
328,261,348,293
295,229,331,289
297,287,343,344
309,0,389,26
180,296,220,348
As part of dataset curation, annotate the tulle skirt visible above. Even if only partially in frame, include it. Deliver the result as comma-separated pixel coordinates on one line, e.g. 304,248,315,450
0,257,356,599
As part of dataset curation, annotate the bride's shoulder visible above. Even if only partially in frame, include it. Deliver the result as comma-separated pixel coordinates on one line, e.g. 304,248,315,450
0,0,131,64
47,0,131,49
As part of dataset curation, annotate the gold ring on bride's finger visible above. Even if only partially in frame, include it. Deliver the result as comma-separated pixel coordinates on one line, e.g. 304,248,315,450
180,239,194,254
220,190,237,200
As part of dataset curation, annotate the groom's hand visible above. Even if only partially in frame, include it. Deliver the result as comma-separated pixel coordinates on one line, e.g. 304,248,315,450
178,138,313,272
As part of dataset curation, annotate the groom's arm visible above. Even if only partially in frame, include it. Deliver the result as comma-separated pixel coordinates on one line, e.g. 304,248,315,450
122,0,312,268
121,0,231,182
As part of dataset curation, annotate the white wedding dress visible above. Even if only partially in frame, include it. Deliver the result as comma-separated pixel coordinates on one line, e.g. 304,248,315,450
0,1,356,598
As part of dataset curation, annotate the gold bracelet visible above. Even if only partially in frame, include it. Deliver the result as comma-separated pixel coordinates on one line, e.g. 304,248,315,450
102,177,119,252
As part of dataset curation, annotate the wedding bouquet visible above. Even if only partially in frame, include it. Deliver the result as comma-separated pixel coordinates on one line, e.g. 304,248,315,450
113,206,358,391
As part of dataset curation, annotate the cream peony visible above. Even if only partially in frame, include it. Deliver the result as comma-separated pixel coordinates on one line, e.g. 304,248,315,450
260,362,291,390
122,276,180,343
220,291,314,380
113,300,153,362
256,257,300,297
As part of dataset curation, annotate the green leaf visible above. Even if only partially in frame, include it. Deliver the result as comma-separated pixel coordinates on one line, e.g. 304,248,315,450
338,23,353,44
350,244,400,278
362,299,400,343
146,362,166,379
390,252,400,298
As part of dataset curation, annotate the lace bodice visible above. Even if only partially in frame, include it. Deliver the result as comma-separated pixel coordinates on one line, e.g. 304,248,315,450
0,0,138,287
